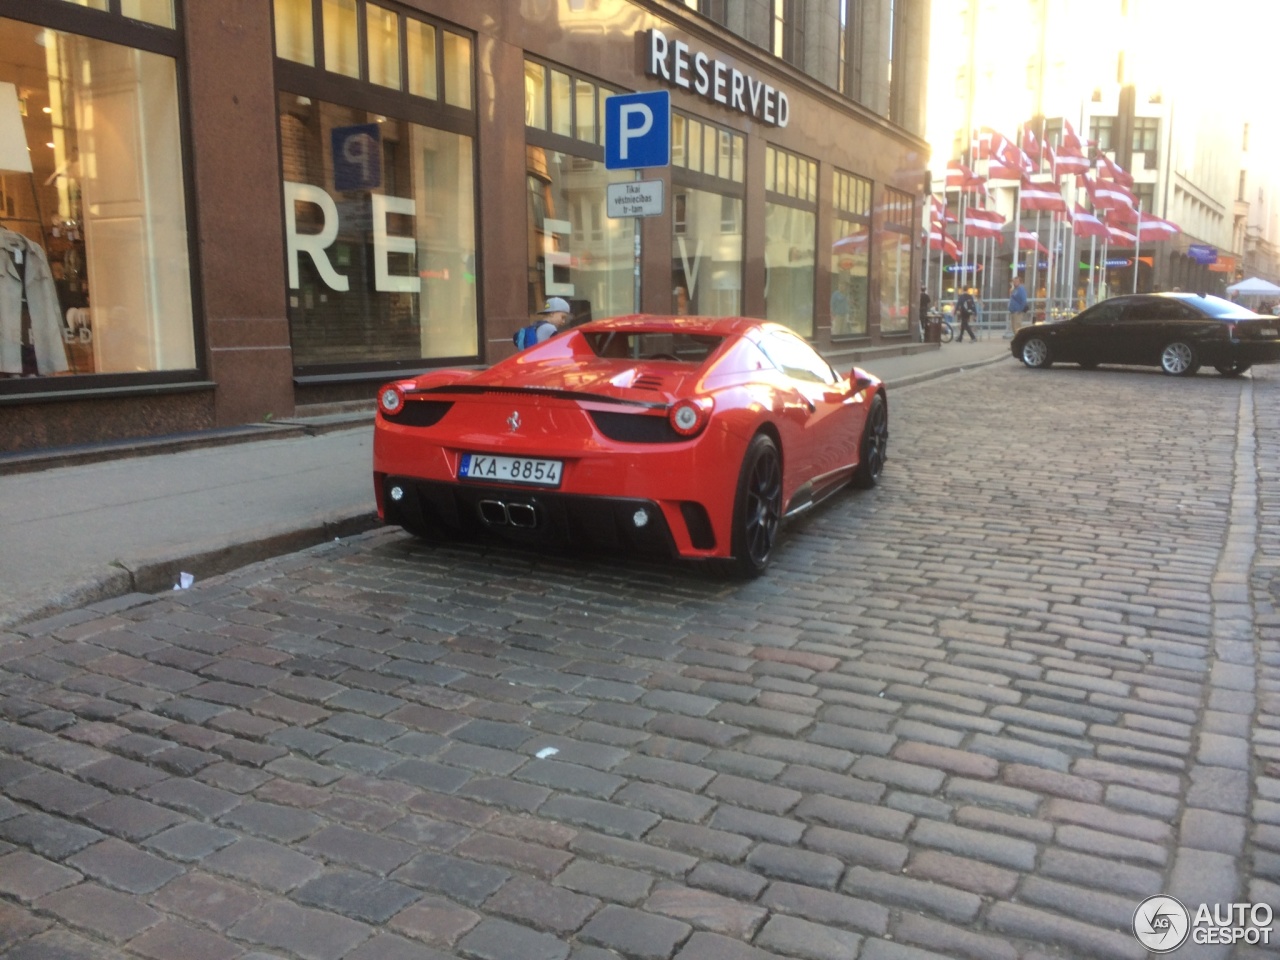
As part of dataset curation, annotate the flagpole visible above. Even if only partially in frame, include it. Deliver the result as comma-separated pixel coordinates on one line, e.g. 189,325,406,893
1102,235,1109,300
1065,211,1075,312
960,185,969,307
923,189,932,306
1009,161,1022,337
940,188,948,312
985,236,994,338
1088,234,1097,305
1133,202,1143,294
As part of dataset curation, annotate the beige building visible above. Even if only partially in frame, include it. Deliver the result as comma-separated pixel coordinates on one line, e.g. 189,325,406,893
925,0,1272,296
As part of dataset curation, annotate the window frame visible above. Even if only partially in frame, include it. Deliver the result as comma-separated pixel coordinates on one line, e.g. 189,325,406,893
273,0,475,134
0,0,208,400
831,167,873,340
1131,116,1159,169
273,2,483,381
1090,115,1115,153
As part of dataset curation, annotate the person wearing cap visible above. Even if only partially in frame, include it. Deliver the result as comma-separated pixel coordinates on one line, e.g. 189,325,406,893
535,296,571,342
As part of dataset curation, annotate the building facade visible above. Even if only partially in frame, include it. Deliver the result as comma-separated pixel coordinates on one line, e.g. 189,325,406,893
0,0,929,454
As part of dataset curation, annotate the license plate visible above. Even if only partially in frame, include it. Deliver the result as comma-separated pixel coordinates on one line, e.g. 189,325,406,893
458,453,563,487
1261,328,1278,337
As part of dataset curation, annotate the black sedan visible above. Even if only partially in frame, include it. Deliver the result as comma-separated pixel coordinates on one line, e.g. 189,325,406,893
1012,293,1280,377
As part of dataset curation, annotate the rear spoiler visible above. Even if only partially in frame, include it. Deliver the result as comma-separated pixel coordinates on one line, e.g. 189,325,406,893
418,384,668,411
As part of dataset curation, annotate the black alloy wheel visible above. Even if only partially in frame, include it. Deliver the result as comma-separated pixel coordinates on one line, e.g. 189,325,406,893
851,393,888,489
1020,337,1052,368
1160,341,1198,376
1215,360,1252,378
727,434,783,578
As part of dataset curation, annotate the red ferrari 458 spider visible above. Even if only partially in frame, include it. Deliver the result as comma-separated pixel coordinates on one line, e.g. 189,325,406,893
373,315,887,577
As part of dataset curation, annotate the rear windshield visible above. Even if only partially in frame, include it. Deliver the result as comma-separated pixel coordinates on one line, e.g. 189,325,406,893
1182,295,1262,319
582,331,724,363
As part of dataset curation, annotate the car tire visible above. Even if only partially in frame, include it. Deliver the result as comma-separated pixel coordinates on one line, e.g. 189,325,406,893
726,433,783,579
1020,337,1052,368
851,393,888,489
1160,341,1198,376
1215,360,1252,377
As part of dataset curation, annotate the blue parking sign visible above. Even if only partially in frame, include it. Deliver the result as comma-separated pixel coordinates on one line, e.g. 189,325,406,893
605,91,670,170
332,123,382,192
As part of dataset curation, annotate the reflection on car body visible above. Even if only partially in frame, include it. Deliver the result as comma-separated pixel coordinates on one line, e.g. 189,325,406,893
373,315,889,577
1012,293,1280,377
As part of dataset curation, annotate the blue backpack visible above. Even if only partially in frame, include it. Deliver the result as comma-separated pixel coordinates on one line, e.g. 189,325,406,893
513,321,549,349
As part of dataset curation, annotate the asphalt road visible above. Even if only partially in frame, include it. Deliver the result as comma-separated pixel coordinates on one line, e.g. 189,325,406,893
2,359,1278,959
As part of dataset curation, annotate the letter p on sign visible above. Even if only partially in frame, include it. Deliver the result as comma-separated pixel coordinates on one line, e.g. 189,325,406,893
605,90,670,170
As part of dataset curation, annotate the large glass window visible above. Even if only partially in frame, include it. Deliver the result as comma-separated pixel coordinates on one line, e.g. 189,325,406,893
671,112,744,317
275,0,316,66
279,95,477,366
832,169,872,337
673,189,742,316
878,187,913,335
525,60,635,323
0,15,194,381
322,0,360,79
275,4,478,371
277,0,473,109
764,145,818,337
57,0,175,28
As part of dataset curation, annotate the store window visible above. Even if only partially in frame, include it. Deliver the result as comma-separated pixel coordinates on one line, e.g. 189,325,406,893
671,111,744,317
878,186,913,335
0,12,194,384
275,2,479,371
275,0,472,108
525,59,636,323
54,0,175,28
279,98,476,366
764,144,817,337
831,169,871,337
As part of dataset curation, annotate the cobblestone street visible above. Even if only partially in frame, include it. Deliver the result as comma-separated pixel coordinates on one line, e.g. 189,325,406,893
2,359,1279,960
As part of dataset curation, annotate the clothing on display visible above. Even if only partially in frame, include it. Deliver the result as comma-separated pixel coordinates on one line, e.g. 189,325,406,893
0,227,68,376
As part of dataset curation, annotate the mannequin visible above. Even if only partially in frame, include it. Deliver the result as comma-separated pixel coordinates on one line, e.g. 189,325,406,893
0,227,68,376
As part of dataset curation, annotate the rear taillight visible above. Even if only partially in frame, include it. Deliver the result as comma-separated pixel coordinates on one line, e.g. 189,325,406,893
378,383,406,416
668,397,714,437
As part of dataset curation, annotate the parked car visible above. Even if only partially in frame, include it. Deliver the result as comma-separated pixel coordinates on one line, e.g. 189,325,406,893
373,315,888,577
1012,293,1280,377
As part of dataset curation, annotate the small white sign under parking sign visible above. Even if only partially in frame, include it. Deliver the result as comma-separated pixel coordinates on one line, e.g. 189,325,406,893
606,180,664,219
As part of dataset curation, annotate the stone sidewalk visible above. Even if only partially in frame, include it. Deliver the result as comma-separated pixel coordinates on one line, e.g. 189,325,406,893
1,359,1276,959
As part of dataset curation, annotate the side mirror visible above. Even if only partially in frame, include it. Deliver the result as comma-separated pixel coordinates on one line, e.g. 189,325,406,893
851,371,874,392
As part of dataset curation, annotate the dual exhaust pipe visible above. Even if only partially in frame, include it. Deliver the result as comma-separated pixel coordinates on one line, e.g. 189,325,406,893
478,499,537,528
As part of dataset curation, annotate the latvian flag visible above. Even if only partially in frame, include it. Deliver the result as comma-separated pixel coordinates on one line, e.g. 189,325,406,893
964,206,1005,239
1020,178,1069,214
1071,204,1109,239
1016,230,1048,253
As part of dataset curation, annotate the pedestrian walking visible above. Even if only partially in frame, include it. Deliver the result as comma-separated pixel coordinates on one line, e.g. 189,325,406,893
918,286,932,342
955,287,977,342
1008,276,1029,335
